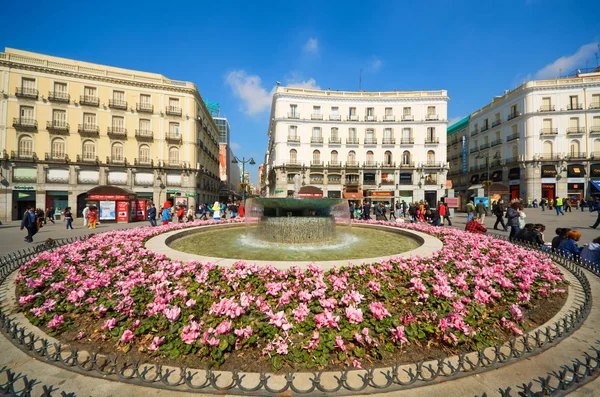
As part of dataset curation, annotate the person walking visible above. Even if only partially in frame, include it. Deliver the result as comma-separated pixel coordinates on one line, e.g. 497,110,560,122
238,201,245,218
476,199,488,224
402,200,408,218
441,202,452,226
87,206,98,229
82,205,90,227
540,197,546,211
563,198,572,213
362,201,371,220
64,207,74,230
580,198,586,212
555,197,564,215
147,203,157,227
46,207,56,224
20,207,37,243
466,200,476,222
493,198,508,231
186,206,195,222
389,203,396,221
409,203,417,223
506,201,521,240
199,203,208,220
161,206,171,225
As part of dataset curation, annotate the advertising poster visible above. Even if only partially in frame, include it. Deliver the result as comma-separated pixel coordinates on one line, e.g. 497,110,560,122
175,197,188,208
445,197,459,208
99,201,116,220
474,197,489,208
381,173,394,183
117,201,129,222
136,200,147,221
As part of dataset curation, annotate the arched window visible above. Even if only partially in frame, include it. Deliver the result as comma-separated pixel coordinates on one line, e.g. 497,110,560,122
139,144,151,164
168,147,179,164
289,149,297,163
402,151,411,165
111,142,124,162
384,151,393,165
570,140,580,156
330,150,339,164
51,138,65,160
82,139,96,161
543,141,553,157
18,135,34,158
312,150,321,164
427,150,435,164
347,150,356,164
366,150,374,164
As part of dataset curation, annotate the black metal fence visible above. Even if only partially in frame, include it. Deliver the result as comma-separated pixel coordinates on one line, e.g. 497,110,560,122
0,234,599,396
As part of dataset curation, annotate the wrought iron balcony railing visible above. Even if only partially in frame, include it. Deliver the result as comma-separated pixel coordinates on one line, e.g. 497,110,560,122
328,161,342,167
107,127,127,137
347,115,359,121
479,143,490,150
166,133,182,142
78,124,100,135
425,137,440,144
507,112,520,121
567,104,583,111
15,87,38,99
567,152,587,159
400,161,415,167
363,161,378,168
539,105,555,112
481,125,489,132
287,112,300,119
311,113,323,120
491,139,503,147
46,120,69,133
135,129,154,139
48,91,70,103
401,115,414,121
136,103,154,113
590,102,600,109
567,127,585,134
383,115,396,122
166,106,182,116
364,138,377,145
45,152,69,162
329,115,341,121
134,158,153,166
507,132,520,141
590,126,600,134
109,99,128,110
346,138,359,144
365,115,377,122
329,137,341,144
310,137,323,144
107,156,127,165
310,161,324,167
425,114,439,121
11,150,37,161
79,95,99,106
287,136,300,143
491,119,502,127
540,128,558,135
400,138,414,144
382,138,396,144
12,118,37,130
381,161,396,168
346,161,360,167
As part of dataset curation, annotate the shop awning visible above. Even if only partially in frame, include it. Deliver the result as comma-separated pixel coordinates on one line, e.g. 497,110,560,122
344,192,364,199
541,165,557,178
298,185,323,198
87,185,137,201
589,180,600,194
568,164,586,177
468,184,484,190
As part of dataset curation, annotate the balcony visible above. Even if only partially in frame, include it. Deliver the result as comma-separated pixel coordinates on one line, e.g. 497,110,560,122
505,156,519,164
12,118,37,130
166,132,182,142
470,129,479,136
109,99,128,110
328,177,342,184
425,137,440,144
11,151,37,161
491,119,502,127
400,138,414,144
507,112,520,121
567,152,587,160
479,142,490,150
107,156,127,165
311,113,323,120
287,136,300,143
538,153,563,161
346,161,360,168
424,161,442,168
310,137,324,144
136,103,154,113
364,138,378,145
382,138,396,144
539,105,555,112
469,147,479,154
567,104,583,111
346,138,359,145
163,160,182,168
590,102,600,110
134,158,153,167
363,161,378,168
78,124,99,135
45,152,69,163
425,114,439,121
107,127,127,137
79,95,99,106
329,114,341,121
347,115,359,121
400,161,415,168
135,129,154,139
591,152,600,160
310,161,324,167
398,178,412,185
383,115,395,122
345,179,360,186
481,125,489,132
285,159,302,167
15,87,39,99
365,115,377,122
48,91,70,103
491,139,502,147
310,177,324,184
401,115,414,121
590,126,600,134
507,132,520,141
381,161,396,168
287,112,300,119
567,127,585,134
328,161,343,168
166,106,182,116
540,128,558,135
329,137,341,144
77,155,99,164
46,120,69,133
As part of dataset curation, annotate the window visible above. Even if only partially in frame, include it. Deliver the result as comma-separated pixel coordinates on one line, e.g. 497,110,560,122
54,82,67,94
349,107,356,116
169,122,180,136
331,150,338,163
18,136,33,157
331,106,339,115
139,119,151,131
427,127,436,141
289,149,297,163
592,94,600,108
543,141,553,156
594,116,600,127
84,86,96,97
510,104,517,117
384,128,392,141
22,78,35,91
112,116,124,130
169,98,179,108
366,129,375,141
483,119,489,129
168,147,179,164
288,125,297,138
542,97,551,111
312,127,322,138
313,106,321,114
427,150,435,163
511,124,518,135
331,127,339,140
403,107,411,116
140,94,151,104
495,131,501,141
111,142,124,161
113,91,125,102
19,105,34,122
427,106,435,116
139,144,151,163
366,107,374,120
385,107,393,116
52,109,66,127
290,104,297,116
347,150,356,163
512,145,518,159
312,150,321,164
595,140,600,153
384,151,392,165
569,95,579,109
543,118,553,131
51,138,65,159
402,151,411,165
83,113,96,127
570,141,580,156
366,151,374,163
348,128,357,141
402,128,412,140
82,140,96,160
570,117,580,129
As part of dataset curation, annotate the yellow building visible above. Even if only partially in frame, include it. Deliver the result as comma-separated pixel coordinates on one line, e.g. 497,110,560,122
0,48,220,220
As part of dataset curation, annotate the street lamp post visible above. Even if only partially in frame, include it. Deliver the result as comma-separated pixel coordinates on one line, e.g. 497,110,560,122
231,156,255,205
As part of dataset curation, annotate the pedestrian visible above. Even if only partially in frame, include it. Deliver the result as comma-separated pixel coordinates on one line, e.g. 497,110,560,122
82,205,90,227
238,202,245,218
389,203,396,221
493,198,508,231
580,198,586,212
581,236,600,265
465,217,487,234
36,208,44,229
46,207,56,224
20,207,37,243
564,198,572,213
591,201,600,229
441,202,452,226
87,206,98,229
212,201,222,220
199,203,208,220
402,200,408,218
558,230,582,259
506,201,521,240
186,206,195,222
428,209,441,226
466,200,475,222
220,202,227,220
532,199,538,208
161,206,171,225
231,202,239,219
540,197,546,211
554,197,564,215
349,202,355,220
64,207,74,230
147,203,157,226
362,201,371,220
476,199,488,224
552,228,570,251
590,197,597,212
409,203,417,223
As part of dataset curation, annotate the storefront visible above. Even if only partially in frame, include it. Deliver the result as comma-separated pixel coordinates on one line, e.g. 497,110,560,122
541,165,557,200
12,186,36,220
508,168,520,200
86,186,140,223
45,191,68,214
424,191,437,206
567,164,586,203
369,191,393,206
589,164,600,197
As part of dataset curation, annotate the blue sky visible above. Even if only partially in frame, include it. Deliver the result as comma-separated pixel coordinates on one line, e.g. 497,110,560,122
2,0,599,183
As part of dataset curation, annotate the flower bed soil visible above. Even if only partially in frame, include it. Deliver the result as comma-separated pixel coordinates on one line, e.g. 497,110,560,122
15,220,568,372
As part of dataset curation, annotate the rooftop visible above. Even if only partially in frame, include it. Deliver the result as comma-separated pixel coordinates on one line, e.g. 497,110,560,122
447,116,470,135
276,86,448,99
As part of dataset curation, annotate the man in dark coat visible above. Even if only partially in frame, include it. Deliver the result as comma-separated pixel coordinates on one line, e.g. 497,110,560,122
20,207,37,243
493,198,508,231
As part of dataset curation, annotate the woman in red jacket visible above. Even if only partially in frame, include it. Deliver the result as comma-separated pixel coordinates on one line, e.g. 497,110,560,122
88,206,98,229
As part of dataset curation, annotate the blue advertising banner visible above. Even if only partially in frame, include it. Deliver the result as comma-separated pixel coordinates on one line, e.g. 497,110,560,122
461,136,467,173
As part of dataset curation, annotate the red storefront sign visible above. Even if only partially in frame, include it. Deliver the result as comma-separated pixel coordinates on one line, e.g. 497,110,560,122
371,191,393,197
117,201,129,222
89,194,129,201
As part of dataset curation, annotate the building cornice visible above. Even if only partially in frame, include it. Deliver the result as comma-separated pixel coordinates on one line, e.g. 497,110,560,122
273,93,449,104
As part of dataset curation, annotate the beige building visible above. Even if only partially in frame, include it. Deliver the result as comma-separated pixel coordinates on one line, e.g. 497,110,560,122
0,48,220,220
262,86,449,205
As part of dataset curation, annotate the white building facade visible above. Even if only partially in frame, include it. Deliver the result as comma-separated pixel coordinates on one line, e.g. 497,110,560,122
263,87,449,205
447,70,600,206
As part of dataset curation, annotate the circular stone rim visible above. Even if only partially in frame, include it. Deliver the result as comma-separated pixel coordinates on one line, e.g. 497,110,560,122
145,223,443,269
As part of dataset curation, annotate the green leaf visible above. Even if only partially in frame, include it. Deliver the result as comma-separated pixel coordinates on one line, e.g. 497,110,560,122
272,356,284,371
169,348,180,360
218,338,229,351
337,352,347,361
353,347,365,358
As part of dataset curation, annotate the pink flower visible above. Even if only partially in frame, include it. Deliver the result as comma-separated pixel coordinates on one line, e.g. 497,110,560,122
335,335,347,352
292,303,310,323
234,326,253,339
185,299,196,308
148,336,165,351
368,280,381,293
314,310,340,329
120,329,134,343
306,331,320,350
268,311,293,332
163,306,181,322
215,320,232,335
275,337,289,355
369,302,391,320
181,321,201,344
352,359,362,368
102,318,116,331
207,337,220,346
510,304,524,321
345,306,364,324
389,325,408,345
319,297,337,309
48,314,64,329
76,331,86,340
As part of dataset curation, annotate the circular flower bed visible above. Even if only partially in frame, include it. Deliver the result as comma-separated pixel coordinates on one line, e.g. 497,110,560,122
15,220,566,372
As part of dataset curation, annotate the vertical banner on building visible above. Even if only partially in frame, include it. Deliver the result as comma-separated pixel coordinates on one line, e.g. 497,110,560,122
461,136,467,173
136,200,147,221
117,201,129,222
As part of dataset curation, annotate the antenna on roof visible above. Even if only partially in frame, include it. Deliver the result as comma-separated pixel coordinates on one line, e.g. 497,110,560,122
359,68,363,91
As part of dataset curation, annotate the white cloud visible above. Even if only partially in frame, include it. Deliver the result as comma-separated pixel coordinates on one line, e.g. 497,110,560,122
535,42,599,79
287,78,320,90
224,70,276,115
230,142,241,151
448,116,464,126
303,37,319,55
369,56,383,72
